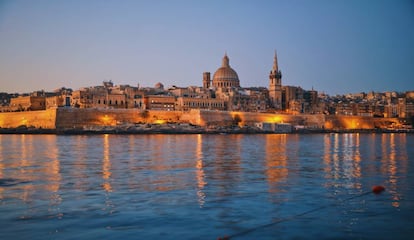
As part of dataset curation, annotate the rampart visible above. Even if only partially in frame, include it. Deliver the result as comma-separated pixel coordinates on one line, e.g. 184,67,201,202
0,109,57,129
0,108,402,131
55,108,186,129
324,115,400,130
197,110,325,128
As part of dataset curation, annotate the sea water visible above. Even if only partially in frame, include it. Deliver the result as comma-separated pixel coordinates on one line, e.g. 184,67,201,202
0,133,413,239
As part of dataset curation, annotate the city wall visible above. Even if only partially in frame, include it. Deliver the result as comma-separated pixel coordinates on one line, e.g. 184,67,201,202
55,108,186,129
0,109,57,129
324,115,400,130
197,110,325,128
0,108,400,131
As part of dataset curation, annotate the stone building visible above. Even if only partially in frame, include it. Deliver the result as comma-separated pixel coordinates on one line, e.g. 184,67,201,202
176,97,226,111
71,89,93,108
9,96,46,111
144,95,176,111
45,95,66,109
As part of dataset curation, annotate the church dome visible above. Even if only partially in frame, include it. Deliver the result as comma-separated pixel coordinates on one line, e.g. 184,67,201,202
212,54,240,88
154,82,164,90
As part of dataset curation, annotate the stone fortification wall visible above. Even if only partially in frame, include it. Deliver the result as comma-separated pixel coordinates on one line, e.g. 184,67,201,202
198,110,326,128
0,108,401,131
55,108,185,129
0,109,57,129
324,115,400,130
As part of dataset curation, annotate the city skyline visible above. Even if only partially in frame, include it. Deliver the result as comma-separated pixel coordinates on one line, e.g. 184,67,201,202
1,0,413,95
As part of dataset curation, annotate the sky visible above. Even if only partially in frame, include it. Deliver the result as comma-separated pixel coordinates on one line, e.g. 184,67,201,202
0,0,413,95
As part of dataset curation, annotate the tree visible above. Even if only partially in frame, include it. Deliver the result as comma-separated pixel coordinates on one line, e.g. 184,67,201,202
232,114,242,126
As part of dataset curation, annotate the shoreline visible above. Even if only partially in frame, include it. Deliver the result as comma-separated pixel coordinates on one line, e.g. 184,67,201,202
0,126,412,135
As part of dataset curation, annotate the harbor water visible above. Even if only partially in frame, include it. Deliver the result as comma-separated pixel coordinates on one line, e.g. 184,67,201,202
0,133,413,239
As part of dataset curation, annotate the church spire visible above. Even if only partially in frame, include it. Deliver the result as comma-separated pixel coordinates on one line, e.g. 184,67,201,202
222,52,230,67
273,50,278,72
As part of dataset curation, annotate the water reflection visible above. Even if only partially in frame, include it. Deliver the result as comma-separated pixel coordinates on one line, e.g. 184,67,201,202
324,134,363,191
102,134,112,192
380,134,408,208
20,135,33,202
0,135,4,198
265,134,288,193
195,134,206,207
323,133,409,208
0,134,413,239
71,136,89,191
210,135,242,198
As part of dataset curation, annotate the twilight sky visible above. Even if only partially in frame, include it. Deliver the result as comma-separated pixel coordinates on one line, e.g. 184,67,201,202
0,0,413,95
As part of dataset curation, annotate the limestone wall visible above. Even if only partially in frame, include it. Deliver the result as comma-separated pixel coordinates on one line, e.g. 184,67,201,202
324,115,400,130
0,109,57,129
197,110,326,128
0,108,401,131
55,108,185,129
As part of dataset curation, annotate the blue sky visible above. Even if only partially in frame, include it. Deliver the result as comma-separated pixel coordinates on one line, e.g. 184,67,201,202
0,0,413,95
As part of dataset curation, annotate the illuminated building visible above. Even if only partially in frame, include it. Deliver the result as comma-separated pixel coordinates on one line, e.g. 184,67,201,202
269,51,282,110
9,96,46,111
211,53,240,88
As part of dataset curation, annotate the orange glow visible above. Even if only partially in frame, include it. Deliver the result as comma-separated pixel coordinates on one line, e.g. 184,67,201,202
154,119,166,124
101,114,115,126
21,117,28,126
265,134,288,194
102,134,112,192
44,135,61,193
264,115,283,123
195,134,206,207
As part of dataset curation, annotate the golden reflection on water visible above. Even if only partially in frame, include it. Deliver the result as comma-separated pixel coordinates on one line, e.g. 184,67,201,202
20,135,33,202
265,134,288,193
102,134,112,192
0,135,4,198
195,134,206,207
73,136,89,191
323,133,408,208
380,133,408,208
0,135,62,204
44,135,61,193
214,135,242,195
324,134,362,190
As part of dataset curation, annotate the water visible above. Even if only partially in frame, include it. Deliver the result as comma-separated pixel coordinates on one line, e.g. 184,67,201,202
0,133,413,239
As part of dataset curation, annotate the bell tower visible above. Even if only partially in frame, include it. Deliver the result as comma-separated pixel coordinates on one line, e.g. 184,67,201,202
269,50,282,109
203,72,211,89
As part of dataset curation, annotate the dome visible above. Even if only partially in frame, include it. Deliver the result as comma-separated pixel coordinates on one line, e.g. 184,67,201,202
154,82,164,90
212,54,240,88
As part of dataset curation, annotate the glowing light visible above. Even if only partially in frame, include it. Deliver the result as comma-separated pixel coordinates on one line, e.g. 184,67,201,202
264,115,282,123
101,115,115,126
21,117,28,126
154,119,166,124
103,134,112,192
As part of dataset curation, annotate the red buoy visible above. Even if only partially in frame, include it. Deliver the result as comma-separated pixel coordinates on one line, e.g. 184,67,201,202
372,185,385,194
